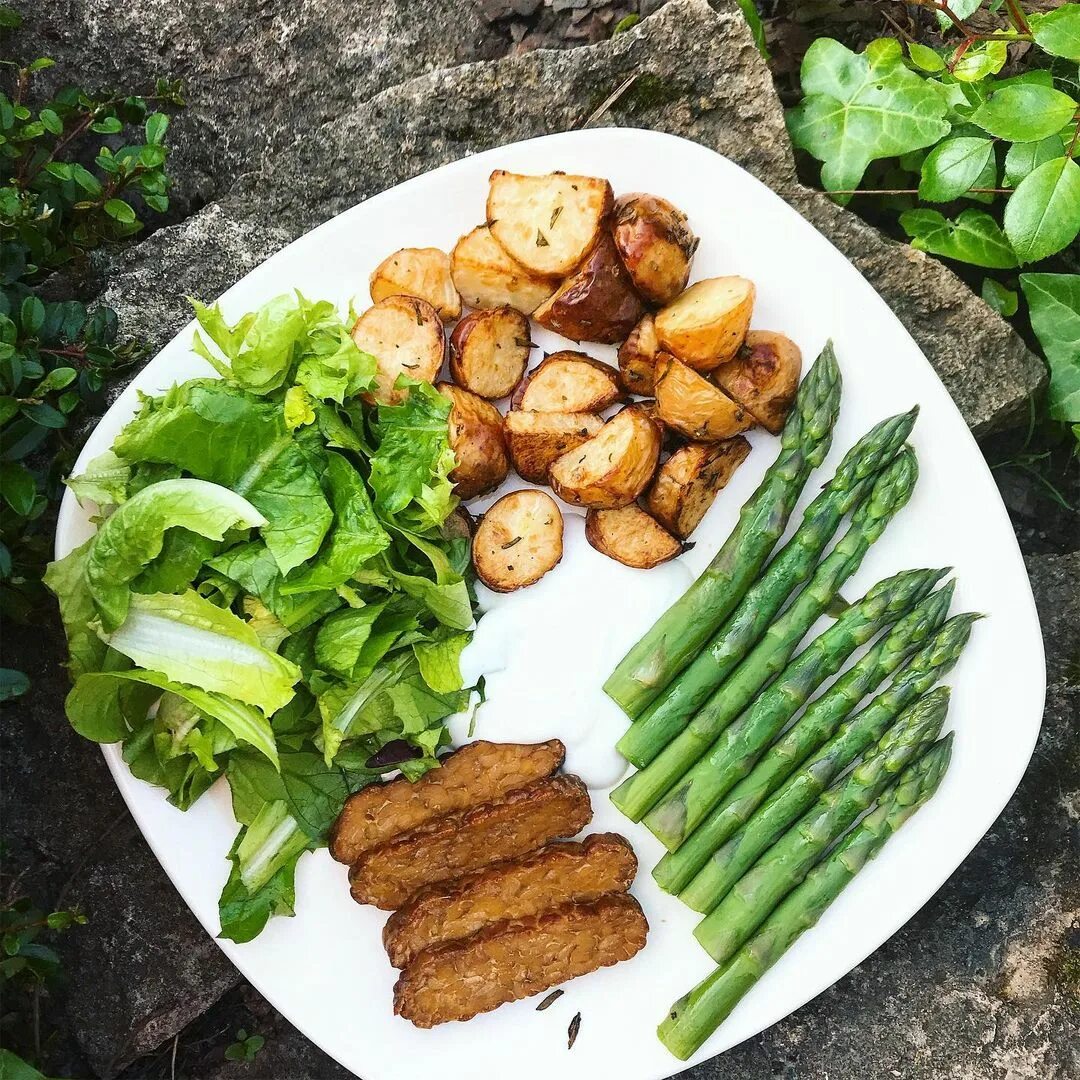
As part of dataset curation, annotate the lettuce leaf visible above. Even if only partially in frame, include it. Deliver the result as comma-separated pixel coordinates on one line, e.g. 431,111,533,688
65,449,131,508
44,538,109,678
413,629,469,694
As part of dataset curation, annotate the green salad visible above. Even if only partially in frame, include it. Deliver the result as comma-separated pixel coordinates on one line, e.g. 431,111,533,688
46,292,477,943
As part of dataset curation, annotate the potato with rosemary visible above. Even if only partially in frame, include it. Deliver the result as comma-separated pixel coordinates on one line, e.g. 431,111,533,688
655,276,755,370
712,331,802,434
438,383,510,501
473,490,565,592
511,352,623,414
450,225,557,314
653,355,755,442
449,307,532,400
585,505,684,569
352,296,446,405
645,438,751,539
369,247,461,321
503,411,605,485
618,313,661,396
610,193,697,305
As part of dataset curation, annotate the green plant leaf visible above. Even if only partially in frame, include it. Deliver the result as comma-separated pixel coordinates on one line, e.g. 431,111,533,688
145,111,169,144
899,208,1018,268
786,38,951,199
734,0,769,59
91,116,123,134
935,0,983,29
104,198,136,224
1020,274,1080,422
1003,156,1080,264
969,84,1078,142
981,278,1018,316
950,40,1007,84
1030,4,1080,61
0,668,30,702
0,461,36,515
0,1049,46,1080
907,42,945,73
918,137,994,201
1004,136,1067,188
39,108,62,135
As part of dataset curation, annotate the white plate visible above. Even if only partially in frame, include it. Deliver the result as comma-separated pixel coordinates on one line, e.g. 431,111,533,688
55,129,1045,1079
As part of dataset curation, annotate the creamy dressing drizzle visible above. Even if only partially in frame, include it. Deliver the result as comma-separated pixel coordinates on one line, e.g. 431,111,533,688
452,513,694,790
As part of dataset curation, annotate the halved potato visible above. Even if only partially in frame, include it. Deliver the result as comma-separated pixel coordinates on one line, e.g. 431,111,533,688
449,307,531,400
473,489,564,592
712,331,803,435
352,296,446,405
503,410,605,485
532,232,645,345
511,352,623,413
438,383,510,501
450,226,557,314
487,171,614,276
585,505,684,569
655,276,755,370
610,193,697,305
644,438,751,539
369,247,461,321
654,355,756,441
549,404,661,509
618,313,661,396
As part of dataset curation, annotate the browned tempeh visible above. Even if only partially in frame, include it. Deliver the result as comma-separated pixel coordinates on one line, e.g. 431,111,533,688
349,774,592,910
393,893,648,1027
383,833,637,968
329,740,564,865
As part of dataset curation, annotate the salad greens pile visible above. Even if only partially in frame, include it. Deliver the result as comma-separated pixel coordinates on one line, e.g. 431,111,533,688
45,292,477,942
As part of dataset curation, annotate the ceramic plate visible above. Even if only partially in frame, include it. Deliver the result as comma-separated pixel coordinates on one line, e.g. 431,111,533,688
55,129,1045,1079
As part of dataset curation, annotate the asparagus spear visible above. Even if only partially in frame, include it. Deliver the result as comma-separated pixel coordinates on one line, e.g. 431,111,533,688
658,735,952,1062
618,407,919,767
644,565,944,850
603,345,842,718
693,689,949,964
610,448,918,823
652,582,953,894
680,613,976,913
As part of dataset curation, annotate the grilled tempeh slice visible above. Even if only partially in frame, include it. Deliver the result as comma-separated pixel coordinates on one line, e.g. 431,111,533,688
329,740,564,866
349,774,592,909
393,893,648,1027
383,833,637,968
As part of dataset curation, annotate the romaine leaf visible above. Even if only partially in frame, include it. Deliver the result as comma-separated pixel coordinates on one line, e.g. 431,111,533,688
314,604,386,678
82,476,266,632
65,449,131,508
132,529,220,595
102,590,300,716
413,630,469,694
387,566,473,630
44,538,109,678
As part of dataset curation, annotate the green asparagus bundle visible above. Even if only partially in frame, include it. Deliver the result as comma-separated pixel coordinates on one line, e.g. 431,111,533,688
658,735,953,1061
652,582,954,895
644,565,945,850
603,345,842,718
618,407,919,767
693,688,949,963
680,613,976,913
610,448,918,823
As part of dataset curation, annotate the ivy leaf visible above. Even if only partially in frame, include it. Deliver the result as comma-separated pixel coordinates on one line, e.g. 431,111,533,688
918,137,994,202
950,40,1007,84
907,42,945,73
970,84,1078,142
787,38,951,200
1004,136,1067,188
1003,156,1080,264
1020,274,1080,423
981,278,1018,317
1030,5,1080,62
900,208,1018,269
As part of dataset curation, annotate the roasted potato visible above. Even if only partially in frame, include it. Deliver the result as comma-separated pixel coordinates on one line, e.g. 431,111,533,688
473,489,564,592
610,193,697,305
617,313,661,396
511,351,623,414
437,383,510,501
655,276,755,370
712,331,803,435
503,410,605,485
450,226,557,314
549,404,661,509
369,247,461,321
585,505,683,569
352,296,446,405
449,307,531,400
644,438,751,539
653,355,756,441
487,170,614,277
532,232,645,345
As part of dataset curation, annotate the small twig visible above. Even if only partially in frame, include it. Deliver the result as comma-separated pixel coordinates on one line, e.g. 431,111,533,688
170,1034,179,1080
879,6,916,45
1005,0,1031,35
801,186,1014,196
577,72,640,129
947,37,976,73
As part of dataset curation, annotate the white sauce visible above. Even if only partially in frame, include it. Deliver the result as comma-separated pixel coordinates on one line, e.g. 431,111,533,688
452,513,694,790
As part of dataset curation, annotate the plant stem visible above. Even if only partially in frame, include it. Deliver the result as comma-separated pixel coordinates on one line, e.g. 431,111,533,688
1005,0,1031,36
805,187,1014,196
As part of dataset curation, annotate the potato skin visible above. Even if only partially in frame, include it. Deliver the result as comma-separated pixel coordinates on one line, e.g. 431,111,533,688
532,233,645,345
450,225,557,314
654,355,756,441
504,410,605,485
369,246,461,321
712,330,803,435
437,383,510,501
510,351,623,413
473,489,564,592
617,313,660,396
549,404,662,509
352,295,446,405
585,505,684,569
610,193,697,305
644,437,751,539
449,306,531,400
655,276,756,371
